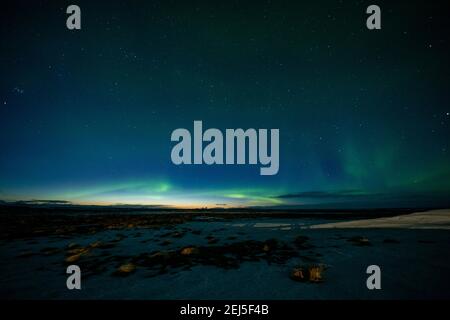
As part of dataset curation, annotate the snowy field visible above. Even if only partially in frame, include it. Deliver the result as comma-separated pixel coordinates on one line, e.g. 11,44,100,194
1,212,449,299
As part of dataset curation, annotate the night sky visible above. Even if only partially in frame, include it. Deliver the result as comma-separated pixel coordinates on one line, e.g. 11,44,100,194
1,0,449,208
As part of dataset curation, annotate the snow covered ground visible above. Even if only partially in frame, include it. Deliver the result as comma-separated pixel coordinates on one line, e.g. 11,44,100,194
309,209,450,230
1,214,449,299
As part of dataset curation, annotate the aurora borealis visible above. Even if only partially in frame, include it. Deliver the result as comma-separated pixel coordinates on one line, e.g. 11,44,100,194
1,0,449,208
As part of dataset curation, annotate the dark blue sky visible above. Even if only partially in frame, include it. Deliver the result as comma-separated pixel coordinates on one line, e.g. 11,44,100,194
1,0,449,208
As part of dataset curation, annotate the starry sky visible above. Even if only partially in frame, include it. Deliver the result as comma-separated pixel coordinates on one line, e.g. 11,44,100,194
1,0,449,208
